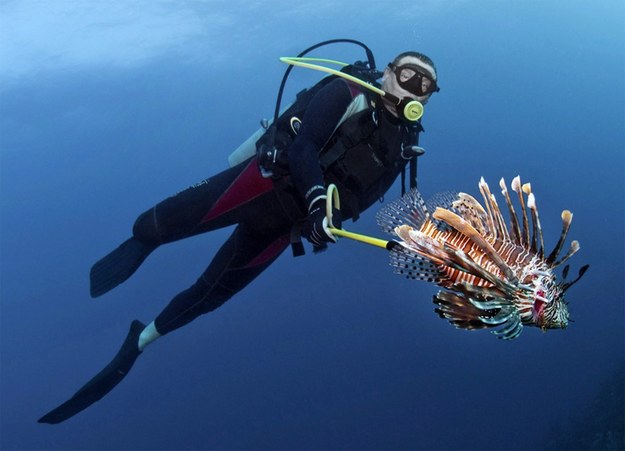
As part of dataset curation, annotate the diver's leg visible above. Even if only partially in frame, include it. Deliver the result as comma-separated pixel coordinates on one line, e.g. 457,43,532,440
39,224,289,423
90,158,274,297
152,223,290,336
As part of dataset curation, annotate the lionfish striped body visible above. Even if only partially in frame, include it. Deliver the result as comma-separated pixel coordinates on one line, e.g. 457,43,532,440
376,176,588,340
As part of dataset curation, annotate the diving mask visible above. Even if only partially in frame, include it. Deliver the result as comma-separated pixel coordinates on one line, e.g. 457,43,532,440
388,63,439,97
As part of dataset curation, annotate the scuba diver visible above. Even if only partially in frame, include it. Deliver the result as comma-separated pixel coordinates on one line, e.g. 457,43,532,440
38,40,439,424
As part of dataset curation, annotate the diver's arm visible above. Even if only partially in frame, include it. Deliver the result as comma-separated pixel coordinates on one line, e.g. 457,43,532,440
288,78,353,210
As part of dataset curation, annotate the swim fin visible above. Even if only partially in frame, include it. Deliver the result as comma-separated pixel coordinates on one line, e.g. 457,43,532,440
38,320,145,424
90,238,156,298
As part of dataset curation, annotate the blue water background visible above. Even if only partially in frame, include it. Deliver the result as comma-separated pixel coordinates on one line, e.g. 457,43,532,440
1,1,623,449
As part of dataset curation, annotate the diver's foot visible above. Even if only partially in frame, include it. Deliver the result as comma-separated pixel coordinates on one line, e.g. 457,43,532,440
90,238,156,298
38,320,146,424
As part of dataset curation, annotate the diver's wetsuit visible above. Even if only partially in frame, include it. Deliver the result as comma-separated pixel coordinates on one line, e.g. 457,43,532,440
109,78,416,336
134,158,299,334
38,61,429,425
39,76,423,425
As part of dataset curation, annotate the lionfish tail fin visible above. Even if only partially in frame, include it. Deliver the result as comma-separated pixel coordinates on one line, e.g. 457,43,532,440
376,188,429,237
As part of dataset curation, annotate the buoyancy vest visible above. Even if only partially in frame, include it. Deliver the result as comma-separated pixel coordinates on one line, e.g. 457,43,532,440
254,74,423,220
320,101,423,221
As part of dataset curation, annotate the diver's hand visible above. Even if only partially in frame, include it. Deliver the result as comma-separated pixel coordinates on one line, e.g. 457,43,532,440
302,197,338,250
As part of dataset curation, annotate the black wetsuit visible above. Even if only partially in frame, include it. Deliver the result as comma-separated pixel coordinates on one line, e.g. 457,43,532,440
131,78,418,335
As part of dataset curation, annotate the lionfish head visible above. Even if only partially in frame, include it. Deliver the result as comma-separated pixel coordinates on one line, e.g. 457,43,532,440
531,263,588,330
532,285,569,330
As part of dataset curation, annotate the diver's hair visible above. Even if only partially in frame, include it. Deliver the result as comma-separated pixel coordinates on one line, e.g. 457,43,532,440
393,51,437,78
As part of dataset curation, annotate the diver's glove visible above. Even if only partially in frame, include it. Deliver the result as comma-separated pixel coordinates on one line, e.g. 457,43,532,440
302,198,335,250
301,185,341,250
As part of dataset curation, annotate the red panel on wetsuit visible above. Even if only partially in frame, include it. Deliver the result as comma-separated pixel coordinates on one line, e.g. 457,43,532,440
243,234,290,269
346,80,363,98
201,158,274,224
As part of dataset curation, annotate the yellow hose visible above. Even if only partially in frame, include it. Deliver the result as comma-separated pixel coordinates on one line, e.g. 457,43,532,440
280,57,386,96
329,227,390,250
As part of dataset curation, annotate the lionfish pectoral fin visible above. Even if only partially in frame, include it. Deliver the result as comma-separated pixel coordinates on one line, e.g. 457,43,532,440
478,307,515,325
469,296,514,311
491,311,523,340
433,291,491,331
432,207,518,284
388,245,444,282
402,228,449,266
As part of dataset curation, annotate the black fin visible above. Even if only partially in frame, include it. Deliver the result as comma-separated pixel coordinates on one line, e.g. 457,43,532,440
38,320,145,424
90,238,156,298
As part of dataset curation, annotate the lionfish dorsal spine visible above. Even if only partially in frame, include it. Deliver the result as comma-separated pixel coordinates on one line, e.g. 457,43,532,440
546,210,573,266
511,176,531,247
478,177,498,239
526,191,545,258
479,177,510,242
432,207,518,284
499,178,523,245
552,240,580,268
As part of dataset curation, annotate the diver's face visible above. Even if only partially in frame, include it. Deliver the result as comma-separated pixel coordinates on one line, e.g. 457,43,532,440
381,56,437,115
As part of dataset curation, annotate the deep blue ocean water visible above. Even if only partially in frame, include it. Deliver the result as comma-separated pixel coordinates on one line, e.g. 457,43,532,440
1,1,623,449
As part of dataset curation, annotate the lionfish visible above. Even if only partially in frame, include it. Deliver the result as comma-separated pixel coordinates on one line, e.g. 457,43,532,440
376,176,588,340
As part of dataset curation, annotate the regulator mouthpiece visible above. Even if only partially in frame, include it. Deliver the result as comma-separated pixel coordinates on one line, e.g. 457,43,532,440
402,99,424,122
385,93,424,122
